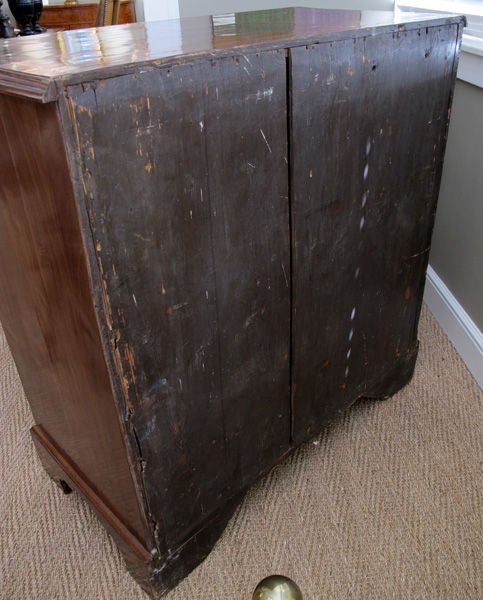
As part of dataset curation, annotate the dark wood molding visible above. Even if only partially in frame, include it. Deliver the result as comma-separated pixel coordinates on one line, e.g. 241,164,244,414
31,425,151,562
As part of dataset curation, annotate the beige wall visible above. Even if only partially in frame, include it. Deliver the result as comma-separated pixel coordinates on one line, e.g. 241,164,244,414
429,79,483,331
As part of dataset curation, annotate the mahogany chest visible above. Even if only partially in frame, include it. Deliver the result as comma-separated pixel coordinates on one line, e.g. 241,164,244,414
0,7,464,597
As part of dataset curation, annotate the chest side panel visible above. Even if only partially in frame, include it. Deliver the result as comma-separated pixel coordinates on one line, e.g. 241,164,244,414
290,24,460,441
0,95,148,544
66,50,291,552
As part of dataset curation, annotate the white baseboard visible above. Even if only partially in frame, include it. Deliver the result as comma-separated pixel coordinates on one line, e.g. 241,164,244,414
424,265,483,390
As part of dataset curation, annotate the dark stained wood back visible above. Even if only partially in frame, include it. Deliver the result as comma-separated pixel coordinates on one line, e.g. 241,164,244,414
66,50,291,550
290,24,461,440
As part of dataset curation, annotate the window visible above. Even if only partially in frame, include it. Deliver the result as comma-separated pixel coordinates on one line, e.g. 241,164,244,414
395,1,483,86
395,1,483,49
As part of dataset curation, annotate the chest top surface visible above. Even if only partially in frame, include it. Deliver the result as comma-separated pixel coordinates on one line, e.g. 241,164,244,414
0,7,463,102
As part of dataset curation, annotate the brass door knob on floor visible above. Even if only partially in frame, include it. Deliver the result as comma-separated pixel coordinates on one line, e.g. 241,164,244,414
253,575,303,600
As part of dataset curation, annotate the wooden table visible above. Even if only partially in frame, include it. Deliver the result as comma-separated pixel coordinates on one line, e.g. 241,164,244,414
0,8,464,597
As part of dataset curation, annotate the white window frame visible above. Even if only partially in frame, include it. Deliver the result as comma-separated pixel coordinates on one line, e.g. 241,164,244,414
395,1,483,87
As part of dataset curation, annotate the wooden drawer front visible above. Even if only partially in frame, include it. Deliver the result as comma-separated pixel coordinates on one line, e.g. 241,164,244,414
40,1,135,30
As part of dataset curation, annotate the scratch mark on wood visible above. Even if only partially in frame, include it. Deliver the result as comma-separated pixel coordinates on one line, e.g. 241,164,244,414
282,263,289,288
133,233,151,242
243,311,258,329
406,246,430,259
260,128,272,153
123,345,137,385
166,302,188,315
75,104,93,116
245,87,274,102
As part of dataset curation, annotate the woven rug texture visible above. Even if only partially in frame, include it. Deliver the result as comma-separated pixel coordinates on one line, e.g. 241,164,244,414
0,305,482,599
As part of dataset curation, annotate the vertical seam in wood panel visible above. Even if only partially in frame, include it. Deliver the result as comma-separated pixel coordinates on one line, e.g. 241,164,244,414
286,48,295,444
199,60,228,468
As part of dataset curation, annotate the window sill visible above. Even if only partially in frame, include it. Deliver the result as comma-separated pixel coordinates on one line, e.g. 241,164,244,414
459,38,483,88
462,33,483,57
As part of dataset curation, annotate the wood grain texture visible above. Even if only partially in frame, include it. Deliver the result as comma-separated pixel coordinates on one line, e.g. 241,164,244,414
290,24,461,442
0,95,149,547
65,50,291,555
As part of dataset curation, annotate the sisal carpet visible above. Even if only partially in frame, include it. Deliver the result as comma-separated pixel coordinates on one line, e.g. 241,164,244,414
0,305,481,599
